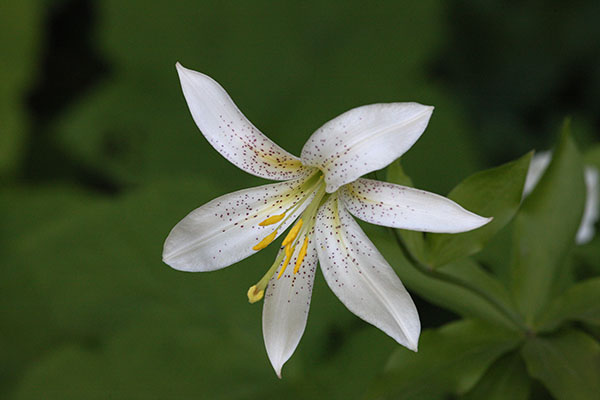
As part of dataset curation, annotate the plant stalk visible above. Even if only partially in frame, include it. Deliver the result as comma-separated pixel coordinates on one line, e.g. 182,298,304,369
390,228,531,334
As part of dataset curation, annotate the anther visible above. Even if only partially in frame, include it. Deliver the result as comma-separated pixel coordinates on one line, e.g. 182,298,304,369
258,213,286,226
252,230,278,251
282,219,303,247
277,244,296,280
294,236,309,274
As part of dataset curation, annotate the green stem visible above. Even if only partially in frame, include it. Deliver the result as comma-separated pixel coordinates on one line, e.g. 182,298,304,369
390,228,531,334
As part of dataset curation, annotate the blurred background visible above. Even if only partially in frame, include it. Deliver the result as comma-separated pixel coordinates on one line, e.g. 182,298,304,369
2,0,600,398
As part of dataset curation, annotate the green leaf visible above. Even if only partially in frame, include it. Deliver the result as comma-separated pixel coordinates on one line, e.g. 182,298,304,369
584,143,600,169
366,319,520,400
369,226,520,330
440,261,518,321
537,277,600,332
385,160,413,187
426,152,532,268
463,352,531,400
573,238,600,278
472,217,515,287
521,329,600,400
510,124,586,324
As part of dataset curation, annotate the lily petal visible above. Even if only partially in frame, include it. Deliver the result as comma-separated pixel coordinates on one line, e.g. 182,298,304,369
301,103,433,193
315,195,420,350
163,177,316,272
340,178,492,233
524,151,599,245
523,151,552,198
176,63,311,181
263,229,318,378
576,166,599,244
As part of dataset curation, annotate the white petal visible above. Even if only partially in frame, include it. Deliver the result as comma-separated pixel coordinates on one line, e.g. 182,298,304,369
524,151,599,244
263,229,318,378
576,166,599,244
314,195,420,350
301,103,433,193
523,151,552,198
163,177,316,272
340,178,492,233
176,63,310,181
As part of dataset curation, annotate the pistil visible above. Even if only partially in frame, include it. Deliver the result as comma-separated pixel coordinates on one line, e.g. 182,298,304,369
247,171,328,302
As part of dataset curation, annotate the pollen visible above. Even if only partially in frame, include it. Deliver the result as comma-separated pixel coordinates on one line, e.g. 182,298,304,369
277,243,295,280
247,285,264,303
258,213,286,226
294,236,309,274
282,218,303,247
252,230,278,251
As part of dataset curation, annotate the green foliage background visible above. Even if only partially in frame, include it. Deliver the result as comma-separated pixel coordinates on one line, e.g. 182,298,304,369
2,0,599,399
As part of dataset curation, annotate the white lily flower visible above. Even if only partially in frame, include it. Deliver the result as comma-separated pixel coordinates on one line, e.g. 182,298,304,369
524,151,599,244
163,63,492,377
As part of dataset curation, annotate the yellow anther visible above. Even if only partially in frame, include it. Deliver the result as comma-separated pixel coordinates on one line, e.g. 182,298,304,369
294,236,309,274
247,285,264,303
252,230,278,251
258,213,286,226
285,242,293,258
277,244,296,280
282,218,303,247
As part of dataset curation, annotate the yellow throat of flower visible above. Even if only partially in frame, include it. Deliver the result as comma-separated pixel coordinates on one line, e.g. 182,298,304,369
246,172,327,303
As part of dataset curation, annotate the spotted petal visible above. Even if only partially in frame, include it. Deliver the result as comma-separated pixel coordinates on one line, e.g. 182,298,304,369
301,103,433,193
176,63,311,181
163,177,317,272
315,195,420,350
340,178,492,233
263,229,318,378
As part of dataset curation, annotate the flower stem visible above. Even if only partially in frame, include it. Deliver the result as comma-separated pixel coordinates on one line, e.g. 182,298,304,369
390,228,531,334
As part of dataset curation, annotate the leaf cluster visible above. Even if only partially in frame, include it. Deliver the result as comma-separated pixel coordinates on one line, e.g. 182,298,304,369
369,124,600,400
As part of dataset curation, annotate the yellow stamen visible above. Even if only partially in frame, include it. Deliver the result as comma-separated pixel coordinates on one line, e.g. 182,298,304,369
294,236,309,274
247,285,264,303
282,218,303,247
277,244,296,280
258,213,286,226
252,230,278,251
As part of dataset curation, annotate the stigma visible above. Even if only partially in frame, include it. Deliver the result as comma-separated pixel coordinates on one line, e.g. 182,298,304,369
247,285,264,303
